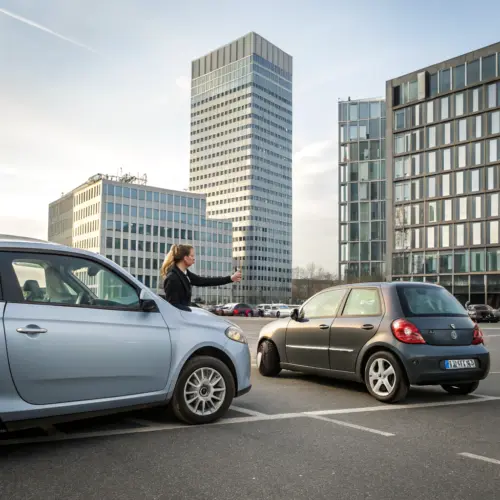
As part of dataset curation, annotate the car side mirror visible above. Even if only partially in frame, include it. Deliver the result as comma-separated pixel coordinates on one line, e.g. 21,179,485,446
139,289,158,312
291,308,300,321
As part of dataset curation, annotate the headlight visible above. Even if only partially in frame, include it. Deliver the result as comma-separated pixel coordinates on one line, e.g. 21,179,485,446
225,326,247,344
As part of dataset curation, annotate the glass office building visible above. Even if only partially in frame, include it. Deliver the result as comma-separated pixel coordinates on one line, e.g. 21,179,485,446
189,32,293,303
338,98,387,281
48,173,233,304
386,42,500,306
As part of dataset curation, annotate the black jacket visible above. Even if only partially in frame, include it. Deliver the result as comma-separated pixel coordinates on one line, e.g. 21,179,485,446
163,266,232,310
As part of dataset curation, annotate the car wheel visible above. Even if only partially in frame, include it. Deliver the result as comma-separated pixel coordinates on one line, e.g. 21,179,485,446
276,311,281,318
441,381,480,395
171,356,235,425
364,351,409,403
249,311,254,317
256,340,281,377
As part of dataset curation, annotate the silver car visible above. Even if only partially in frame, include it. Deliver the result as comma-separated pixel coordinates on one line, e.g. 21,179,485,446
0,235,251,431
266,304,292,318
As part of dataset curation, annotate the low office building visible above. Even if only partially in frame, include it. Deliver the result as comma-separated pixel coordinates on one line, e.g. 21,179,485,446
48,173,234,304
386,42,500,306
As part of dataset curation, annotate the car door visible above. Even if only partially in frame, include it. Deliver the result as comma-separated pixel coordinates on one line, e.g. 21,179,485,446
0,250,172,406
329,287,384,373
285,288,348,369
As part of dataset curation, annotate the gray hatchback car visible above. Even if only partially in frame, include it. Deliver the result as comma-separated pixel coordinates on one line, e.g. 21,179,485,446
256,282,490,403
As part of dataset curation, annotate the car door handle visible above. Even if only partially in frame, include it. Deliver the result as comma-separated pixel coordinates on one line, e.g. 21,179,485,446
361,324,374,330
16,325,47,334
319,324,330,330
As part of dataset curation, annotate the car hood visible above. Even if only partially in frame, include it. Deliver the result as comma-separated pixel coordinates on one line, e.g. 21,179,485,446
180,304,237,328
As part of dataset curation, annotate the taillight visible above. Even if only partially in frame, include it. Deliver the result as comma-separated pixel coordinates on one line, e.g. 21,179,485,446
472,323,484,345
391,319,426,344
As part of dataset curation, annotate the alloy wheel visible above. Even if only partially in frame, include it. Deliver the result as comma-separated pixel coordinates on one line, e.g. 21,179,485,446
183,367,226,416
368,358,396,397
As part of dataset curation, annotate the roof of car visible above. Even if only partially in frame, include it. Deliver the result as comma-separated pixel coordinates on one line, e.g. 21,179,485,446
323,281,442,291
0,235,95,258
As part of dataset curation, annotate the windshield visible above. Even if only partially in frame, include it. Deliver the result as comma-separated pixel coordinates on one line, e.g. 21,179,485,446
397,285,467,317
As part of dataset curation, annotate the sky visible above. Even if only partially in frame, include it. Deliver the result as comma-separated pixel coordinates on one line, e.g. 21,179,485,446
1,0,500,274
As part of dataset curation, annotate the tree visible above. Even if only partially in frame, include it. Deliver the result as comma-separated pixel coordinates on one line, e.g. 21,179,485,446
292,262,387,302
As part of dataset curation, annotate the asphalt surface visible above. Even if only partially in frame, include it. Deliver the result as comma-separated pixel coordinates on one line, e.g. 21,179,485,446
1,318,500,500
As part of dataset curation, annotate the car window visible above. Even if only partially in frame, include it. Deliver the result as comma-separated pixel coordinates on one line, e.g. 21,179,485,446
301,289,346,319
10,254,140,309
397,285,467,317
342,289,381,316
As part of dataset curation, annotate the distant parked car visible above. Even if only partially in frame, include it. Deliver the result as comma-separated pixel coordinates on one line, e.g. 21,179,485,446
265,304,292,318
223,303,256,317
0,235,251,431
467,304,499,323
257,282,489,404
207,304,224,315
256,304,271,317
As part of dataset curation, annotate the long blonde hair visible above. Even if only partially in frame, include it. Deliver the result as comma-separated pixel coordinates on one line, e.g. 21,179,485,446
161,244,193,278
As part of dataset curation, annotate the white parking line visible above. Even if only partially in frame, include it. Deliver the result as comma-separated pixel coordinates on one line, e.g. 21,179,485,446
229,405,266,417
458,452,500,465
0,395,498,446
304,395,500,416
308,414,394,437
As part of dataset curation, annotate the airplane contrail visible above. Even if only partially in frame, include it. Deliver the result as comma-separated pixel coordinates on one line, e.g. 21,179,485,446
0,8,98,54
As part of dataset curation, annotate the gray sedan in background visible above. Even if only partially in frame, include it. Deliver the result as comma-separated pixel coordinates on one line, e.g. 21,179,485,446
256,282,490,403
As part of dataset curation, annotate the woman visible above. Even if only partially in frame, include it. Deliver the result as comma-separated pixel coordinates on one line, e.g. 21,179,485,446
161,244,242,310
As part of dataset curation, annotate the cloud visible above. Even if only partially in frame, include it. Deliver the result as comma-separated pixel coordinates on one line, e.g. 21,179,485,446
293,139,332,163
0,216,47,240
292,138,339,273
0,7,98,54
175,76,191,92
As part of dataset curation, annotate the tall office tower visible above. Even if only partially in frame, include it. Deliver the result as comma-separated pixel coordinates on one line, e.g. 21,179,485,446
338,98,387,281
48,173,234,304
386,42,500,306
189,32,293,304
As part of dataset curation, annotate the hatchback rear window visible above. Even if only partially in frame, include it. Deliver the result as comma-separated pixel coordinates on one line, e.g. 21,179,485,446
396,285,467,317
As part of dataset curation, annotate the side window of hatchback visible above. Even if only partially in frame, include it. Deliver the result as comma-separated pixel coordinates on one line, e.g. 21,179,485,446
10,253,140,309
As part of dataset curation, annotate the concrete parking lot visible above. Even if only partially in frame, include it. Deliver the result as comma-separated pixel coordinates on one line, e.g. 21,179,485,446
1,318,500,499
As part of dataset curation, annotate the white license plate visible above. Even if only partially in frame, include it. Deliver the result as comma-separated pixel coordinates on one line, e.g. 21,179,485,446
444,359,476,369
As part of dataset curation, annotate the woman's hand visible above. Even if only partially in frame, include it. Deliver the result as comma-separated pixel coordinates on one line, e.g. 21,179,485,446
231,270,242,282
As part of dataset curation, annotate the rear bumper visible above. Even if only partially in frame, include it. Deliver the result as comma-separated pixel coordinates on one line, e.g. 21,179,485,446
399,346,490,386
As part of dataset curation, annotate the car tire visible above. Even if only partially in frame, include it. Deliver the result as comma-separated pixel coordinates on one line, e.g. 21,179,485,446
171,356,235,425
276,311,281,318
364,351,409,404
256,340,281,377
441,381,480,395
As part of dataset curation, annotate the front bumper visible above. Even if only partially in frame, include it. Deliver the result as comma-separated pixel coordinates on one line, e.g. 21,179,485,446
399,346,490,386
224,339,252,397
